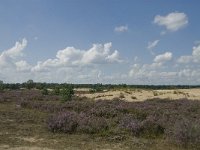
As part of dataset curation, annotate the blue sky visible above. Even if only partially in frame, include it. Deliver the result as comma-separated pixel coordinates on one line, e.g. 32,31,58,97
0,0,200,84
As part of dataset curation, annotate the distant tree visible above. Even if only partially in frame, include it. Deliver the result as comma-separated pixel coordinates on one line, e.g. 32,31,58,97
0,80,4,92
42,88,48,95
35,83,45,90
26,79,34,89
91,83,103,92
61,86,74,102
53,86,60,95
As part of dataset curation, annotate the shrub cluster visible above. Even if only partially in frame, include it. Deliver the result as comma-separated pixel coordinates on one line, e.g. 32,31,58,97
14,93,200,148
47,111,108,134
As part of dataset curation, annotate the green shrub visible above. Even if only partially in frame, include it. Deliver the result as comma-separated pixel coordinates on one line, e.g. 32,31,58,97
0,81,4,92
89,89,96,93
153,91,158,96
61,86,74,102
53,86,60,95
42,88,48,95
131,96,137,99
119,93,125,99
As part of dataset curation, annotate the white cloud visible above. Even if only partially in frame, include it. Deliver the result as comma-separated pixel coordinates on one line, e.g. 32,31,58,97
177,44,200,64
154,12,188,31
150,62,163,68
128,61,200,85
114,25,128,32
3,38,27,59
32,42,122,72
154,52,173,63
192,44,200,62
128,44,200,84
177,56,193,64
147,40,160,49
128,63,177,84
0,38,27,68
106,50,121,63
15,60,32,72
1,38,200,84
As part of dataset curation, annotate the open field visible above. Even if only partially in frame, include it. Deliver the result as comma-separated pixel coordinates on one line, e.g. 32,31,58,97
0,89,200,150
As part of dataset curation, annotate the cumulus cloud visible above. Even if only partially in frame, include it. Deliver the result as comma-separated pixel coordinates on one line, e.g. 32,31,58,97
147,40,160,49
0,38,27,68
128,63,178,84
177,44,200,64
128,61,200,85
154,52,173,63
114,25,128,32
15,60,32,72
32,42,122,72
154,12,188,31
0,40,123,83
192,44,200,62
1,38,200,84
129,64,143,77
177,56,193,64
128,44,200,84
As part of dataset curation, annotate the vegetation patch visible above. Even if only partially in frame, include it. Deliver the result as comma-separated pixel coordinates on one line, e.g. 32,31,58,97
1,88,200,149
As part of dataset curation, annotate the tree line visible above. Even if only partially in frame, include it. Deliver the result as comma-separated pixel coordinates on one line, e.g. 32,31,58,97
0,80,200,91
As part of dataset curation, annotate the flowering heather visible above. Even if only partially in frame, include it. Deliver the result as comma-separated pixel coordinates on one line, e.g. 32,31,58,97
166,119,200,148
2,89,200,148
47,111,78,133
119,115,141,136
77,112,108,134
47,111,108,134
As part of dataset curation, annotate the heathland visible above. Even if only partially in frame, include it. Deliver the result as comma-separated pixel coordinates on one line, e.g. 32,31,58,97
0,82,200,150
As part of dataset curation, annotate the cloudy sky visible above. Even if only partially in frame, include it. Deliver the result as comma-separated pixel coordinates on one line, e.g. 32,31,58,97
0,0,200,84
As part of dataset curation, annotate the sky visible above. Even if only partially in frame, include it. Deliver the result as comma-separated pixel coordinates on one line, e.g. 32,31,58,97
0,0,200,84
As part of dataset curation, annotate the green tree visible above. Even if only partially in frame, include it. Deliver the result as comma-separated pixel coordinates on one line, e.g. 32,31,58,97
53,86,60,95
35,83,45,90
42,88,48,95
0,80,4,92
26,79,34,89
61,86,74,102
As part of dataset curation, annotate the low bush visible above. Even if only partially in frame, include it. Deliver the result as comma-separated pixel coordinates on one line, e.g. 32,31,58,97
119,93,125,99
47,111,78,133
77,113,108,134
119,115,142,136
167,119,200,148
42,88,48,95
15,90,200,149
47,111,108,134
131,96,137,99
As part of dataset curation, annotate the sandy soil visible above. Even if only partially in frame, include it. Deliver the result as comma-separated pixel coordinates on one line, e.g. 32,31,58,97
78,88,200,101
3,146,53,150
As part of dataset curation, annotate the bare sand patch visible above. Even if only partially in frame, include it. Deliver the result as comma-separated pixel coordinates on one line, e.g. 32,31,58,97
78,88,200,101
16,137,43,143
7,147,53,150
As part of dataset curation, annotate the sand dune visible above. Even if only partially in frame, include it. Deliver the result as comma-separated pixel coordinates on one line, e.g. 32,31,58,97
78,88,200,101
